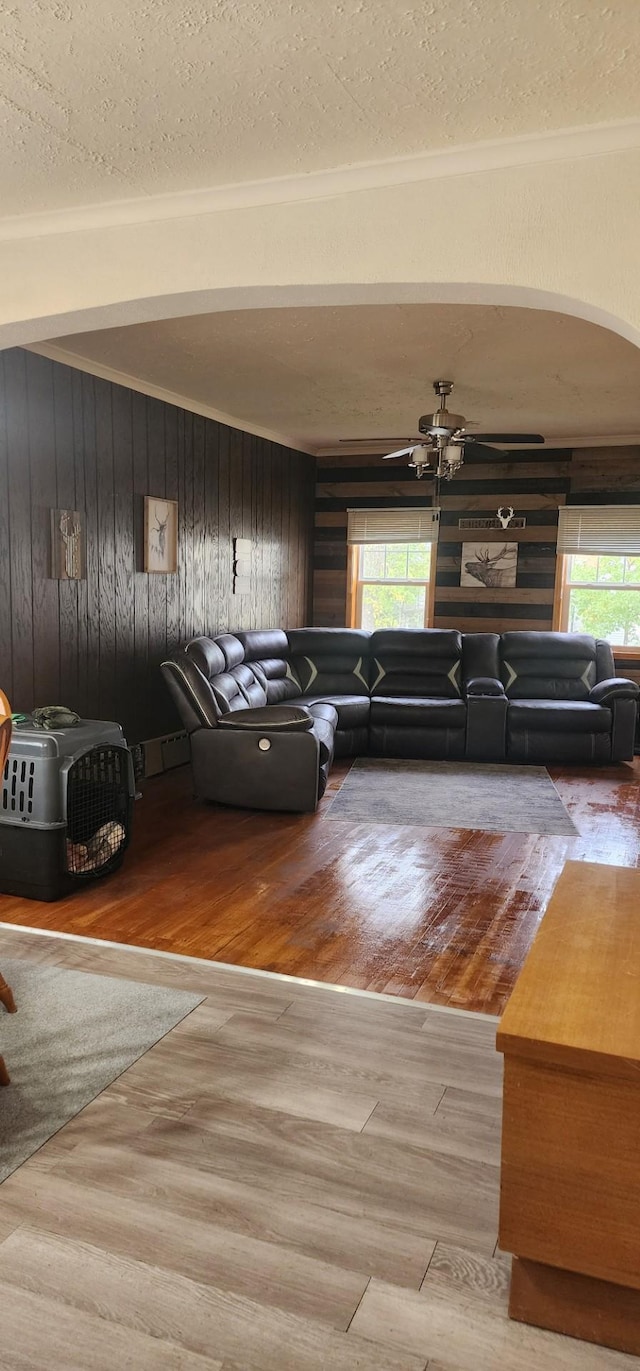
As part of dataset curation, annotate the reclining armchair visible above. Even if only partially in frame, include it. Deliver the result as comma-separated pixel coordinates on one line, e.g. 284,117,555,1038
161,634,337,812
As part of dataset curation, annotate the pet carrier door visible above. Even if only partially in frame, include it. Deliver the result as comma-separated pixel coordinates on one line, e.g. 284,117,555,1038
65,745,132,878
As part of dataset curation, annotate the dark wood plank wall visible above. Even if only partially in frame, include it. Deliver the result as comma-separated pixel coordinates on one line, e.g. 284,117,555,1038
570,446,640,691
0,348,315,742
313,445,640,679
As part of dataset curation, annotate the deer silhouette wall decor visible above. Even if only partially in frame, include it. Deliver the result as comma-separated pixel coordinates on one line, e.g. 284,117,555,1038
497,506,514,529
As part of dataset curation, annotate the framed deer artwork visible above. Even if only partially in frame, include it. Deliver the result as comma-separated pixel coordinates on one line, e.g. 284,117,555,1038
460,542,517,589
50,509,85,579
144,496,178,573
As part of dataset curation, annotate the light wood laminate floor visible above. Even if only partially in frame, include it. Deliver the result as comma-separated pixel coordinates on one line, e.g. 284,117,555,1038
0,927,636,1370
1,759,639,1014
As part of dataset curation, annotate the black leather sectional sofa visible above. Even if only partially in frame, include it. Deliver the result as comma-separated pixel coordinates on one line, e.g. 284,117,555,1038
161,628,639,812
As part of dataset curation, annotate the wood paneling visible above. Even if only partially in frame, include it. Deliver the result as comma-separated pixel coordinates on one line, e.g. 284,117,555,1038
571,446,640,494
435,587,555,605
434,617,554,633
312,447,570,630
312,446,640,649
0,348,315,742
436,526,561,544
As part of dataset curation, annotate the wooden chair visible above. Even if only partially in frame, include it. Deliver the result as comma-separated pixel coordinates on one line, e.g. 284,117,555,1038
0,689,16,1085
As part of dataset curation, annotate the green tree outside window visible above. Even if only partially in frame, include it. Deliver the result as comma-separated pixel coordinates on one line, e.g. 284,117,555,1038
357,542,432,630
566,554,640,647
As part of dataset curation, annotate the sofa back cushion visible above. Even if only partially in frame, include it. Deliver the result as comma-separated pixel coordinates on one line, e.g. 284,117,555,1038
499,631,599,700
215,634,267,710
185,634,267,714
369,629,463,698
287,629,371,696
236,629,302,705
186,636,226,682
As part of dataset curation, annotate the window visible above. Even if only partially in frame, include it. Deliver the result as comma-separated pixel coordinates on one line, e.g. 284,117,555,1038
560,554,640,648
555,506,640,650
346,507,439,630
352,541,432,630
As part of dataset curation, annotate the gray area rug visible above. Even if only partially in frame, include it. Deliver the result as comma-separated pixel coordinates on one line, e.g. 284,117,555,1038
0,958,203,1182
325,758,578,837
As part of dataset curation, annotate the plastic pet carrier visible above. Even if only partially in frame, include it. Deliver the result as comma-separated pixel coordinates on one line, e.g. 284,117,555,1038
0,720,135,901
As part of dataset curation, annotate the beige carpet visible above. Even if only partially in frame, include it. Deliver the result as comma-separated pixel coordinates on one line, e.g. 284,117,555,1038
0,957,203,1181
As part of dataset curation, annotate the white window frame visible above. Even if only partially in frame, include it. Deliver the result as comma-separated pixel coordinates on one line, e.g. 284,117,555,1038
348,541,435,630
555,553,640,652
554,506,640,653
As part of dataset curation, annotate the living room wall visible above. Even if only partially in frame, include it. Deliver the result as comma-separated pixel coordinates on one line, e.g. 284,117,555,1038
313,444,640,684
0,348,315,743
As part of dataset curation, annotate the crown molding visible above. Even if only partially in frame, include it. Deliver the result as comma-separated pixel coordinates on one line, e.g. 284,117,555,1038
25,344,640,456
4,118,640,243
26,343,315,457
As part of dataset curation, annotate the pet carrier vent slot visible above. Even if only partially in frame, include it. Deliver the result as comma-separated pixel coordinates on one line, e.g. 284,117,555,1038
2,758,34,815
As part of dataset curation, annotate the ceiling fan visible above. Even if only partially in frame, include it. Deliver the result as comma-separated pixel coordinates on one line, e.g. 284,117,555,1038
380,380,545,479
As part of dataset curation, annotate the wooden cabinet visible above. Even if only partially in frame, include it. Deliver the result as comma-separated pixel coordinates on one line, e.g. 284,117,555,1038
497,860,640,1357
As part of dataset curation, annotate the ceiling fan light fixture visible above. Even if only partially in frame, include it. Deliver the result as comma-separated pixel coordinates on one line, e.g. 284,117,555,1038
438,443,464,479
408,444,434,479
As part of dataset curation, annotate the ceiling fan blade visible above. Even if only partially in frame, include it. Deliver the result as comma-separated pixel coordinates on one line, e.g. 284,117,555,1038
459,440,503,457
382,446,422,460
465,433,545,445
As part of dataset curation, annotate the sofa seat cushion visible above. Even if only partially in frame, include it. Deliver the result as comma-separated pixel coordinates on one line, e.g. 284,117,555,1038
303,701,338,727
298,694,370,731
371,696,467,728
508,700,612,733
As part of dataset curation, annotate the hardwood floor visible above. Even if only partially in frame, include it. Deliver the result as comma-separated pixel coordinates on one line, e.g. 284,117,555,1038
1,759,638,1015
1,927,637,1370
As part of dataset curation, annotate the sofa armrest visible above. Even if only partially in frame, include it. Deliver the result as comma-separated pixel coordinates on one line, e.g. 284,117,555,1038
218,705,313,732
218,703,336,767
466,676,507,699
589,677,640,706
465,687,508,761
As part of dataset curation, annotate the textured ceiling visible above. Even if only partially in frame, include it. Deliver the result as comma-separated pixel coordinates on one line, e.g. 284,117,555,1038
53,303,640,450
1,1,640,215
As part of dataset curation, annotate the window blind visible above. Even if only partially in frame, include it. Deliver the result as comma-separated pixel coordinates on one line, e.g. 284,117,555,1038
557,505,640,557
347,507,440,545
